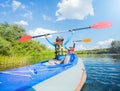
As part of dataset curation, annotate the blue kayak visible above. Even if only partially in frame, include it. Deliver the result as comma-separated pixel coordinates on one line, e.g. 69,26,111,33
0,55,85,91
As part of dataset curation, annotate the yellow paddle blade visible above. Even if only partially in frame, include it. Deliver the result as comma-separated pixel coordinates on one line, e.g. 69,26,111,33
82,38,91,42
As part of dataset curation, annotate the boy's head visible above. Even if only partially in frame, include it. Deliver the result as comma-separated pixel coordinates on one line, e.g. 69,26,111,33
56,36,64,45
68,47,74,54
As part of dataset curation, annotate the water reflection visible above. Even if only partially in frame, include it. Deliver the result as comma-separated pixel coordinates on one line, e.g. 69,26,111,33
80,54,120,91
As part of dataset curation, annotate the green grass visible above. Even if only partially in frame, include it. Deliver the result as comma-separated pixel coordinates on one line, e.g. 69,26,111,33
0,51,54,71
1,51,120,71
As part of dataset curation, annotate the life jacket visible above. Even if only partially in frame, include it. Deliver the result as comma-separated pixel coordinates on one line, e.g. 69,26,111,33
55,44,67,56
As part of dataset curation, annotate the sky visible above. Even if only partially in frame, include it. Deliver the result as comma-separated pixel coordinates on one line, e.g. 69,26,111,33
0,0,120,50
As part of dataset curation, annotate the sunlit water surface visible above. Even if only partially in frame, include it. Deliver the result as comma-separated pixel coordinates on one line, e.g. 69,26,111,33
81,55,120,91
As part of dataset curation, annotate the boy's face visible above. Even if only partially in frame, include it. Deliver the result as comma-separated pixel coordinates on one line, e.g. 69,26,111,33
69,47,74,53
69,50,74,54
57,40,63,45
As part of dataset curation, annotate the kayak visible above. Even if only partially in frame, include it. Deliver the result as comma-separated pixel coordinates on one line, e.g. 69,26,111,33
0,55,86,91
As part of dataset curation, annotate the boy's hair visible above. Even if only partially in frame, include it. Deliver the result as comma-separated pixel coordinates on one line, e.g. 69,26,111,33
56,36,64,42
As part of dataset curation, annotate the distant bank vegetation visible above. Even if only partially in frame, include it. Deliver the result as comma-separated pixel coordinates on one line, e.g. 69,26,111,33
76,40,120,54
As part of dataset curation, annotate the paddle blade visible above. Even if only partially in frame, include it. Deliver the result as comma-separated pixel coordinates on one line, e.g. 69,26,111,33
91,21,112,29
19,35,32,43
82,38,91,42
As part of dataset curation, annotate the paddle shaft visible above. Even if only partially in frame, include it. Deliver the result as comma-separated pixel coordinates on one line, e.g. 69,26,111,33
74,40,82,42
19,21,112,42
71,26,91,31
32,26,91,38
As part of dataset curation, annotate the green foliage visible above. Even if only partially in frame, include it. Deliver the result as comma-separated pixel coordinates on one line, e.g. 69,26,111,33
109,40,120,53
0,52,54,71
0,22,55,70
76,40,120,55
0,22,49,56
0,22,55,71
1,24,25,42
0,36,10,55
76,48,111,55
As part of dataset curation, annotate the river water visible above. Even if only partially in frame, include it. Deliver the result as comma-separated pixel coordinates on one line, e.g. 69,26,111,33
80,55,120,91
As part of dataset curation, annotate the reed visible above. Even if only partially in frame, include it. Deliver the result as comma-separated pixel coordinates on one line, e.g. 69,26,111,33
0,51,54,71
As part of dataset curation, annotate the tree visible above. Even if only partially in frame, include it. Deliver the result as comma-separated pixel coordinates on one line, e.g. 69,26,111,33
0,22,49,56
0,37,10,55
1,24,26,42
110,40,120,53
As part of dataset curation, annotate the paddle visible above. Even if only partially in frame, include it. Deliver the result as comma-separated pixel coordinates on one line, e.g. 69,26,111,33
74,38,91,43
19,21,112,42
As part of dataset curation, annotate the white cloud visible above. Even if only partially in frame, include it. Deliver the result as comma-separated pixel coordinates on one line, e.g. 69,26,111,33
74,39,115,50
56,0,94,21
48,45,54,50
42,14,52,21
22,10,33,19
14,20,28,25
12,1,33,19
21,4,26,10
28,28,57,38
90,46,101,50
12,0,27,11
75,44,86,50
96,38,115,48
12,0,21,11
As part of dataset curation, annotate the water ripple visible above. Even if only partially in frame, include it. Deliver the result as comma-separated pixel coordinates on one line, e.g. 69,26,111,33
81,57,120,91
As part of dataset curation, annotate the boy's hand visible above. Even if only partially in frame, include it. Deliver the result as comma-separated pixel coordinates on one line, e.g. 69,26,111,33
44,34,49,37
69,29,74,33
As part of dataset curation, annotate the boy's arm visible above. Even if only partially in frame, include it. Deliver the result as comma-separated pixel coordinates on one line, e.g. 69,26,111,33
64,31,73,47
45,37,55,46
73,42,75,48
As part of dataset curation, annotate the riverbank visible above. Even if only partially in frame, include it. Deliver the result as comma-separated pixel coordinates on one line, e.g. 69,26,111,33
0,23,55,71
1,53,120,71
77,53,120,58
0,51,54,71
